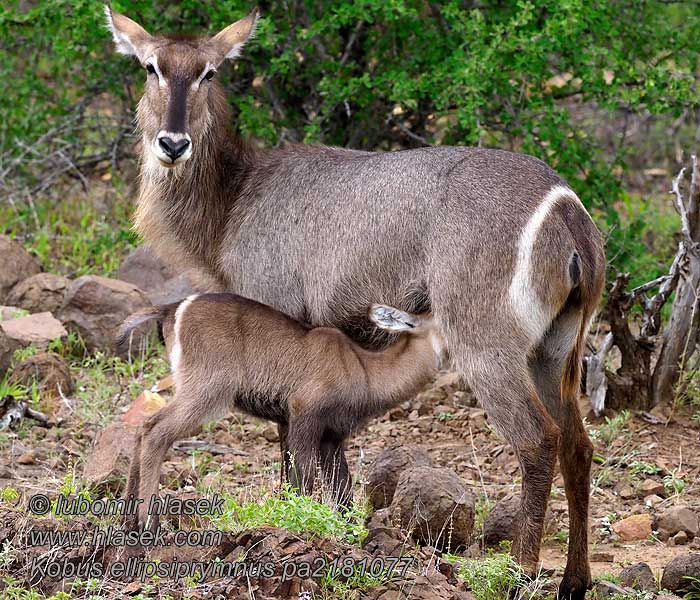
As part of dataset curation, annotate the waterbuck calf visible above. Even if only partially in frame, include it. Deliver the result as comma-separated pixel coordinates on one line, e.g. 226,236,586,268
106,7,605,597
118,295,444,529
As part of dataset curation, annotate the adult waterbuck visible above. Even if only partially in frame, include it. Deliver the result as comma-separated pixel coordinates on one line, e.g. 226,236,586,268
106,6,605,598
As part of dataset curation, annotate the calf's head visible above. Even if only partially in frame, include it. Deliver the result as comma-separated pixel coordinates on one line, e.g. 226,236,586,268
105,6,258,168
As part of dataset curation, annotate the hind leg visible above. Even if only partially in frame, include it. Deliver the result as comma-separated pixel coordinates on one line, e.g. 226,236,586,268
530,312,592,599
124,431,143,531
466,352,560,575
137,392,210,530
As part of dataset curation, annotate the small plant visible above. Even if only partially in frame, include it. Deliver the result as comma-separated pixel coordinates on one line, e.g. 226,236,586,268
438,411,454,422
628,460,661,477
473,495,495,540
12,344,38,363
0,487,20,503
450,550,549,600
664,470,686,496
684,575,700,599
214,485,368,544
589,410,631,445
0,377,27,402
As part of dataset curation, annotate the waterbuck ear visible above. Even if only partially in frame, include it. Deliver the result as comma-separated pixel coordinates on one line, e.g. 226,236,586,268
104,5,154,61
368,305,418,332
209,8,260,63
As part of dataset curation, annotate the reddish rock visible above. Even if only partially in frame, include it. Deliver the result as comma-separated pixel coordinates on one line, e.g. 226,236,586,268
1,312,67,347
612,514,652,541
121,390,166,426
82,420,138,492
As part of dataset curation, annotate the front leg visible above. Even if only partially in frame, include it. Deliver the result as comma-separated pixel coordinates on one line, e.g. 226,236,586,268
287,418,322,496
278,422,291,486
320,433,353,508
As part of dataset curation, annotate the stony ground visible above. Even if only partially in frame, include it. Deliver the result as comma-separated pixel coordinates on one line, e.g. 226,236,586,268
1,356,700,598
1,234,700,599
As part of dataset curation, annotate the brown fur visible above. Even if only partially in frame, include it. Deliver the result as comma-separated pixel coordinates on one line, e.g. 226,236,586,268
119,295,442,529
106,9,606,597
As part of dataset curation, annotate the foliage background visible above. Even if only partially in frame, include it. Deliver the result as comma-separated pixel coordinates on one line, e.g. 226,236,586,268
1,0,700,282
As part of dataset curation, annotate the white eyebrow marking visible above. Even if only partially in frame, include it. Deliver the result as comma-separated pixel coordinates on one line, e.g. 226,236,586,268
192,63,216,89
146,56,166,88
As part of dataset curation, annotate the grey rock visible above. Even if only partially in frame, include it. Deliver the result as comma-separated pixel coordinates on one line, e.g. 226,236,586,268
58,275,153,357
0,236,40,301
660,553,700,593
1,312,67,347
619,562,656,592
391,466,475,550
656,506,699,538
366,445,432,510
6,273,70,314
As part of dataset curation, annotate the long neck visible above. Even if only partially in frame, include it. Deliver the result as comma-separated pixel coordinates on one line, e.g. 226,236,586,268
360,333,439,408
134,83,257,285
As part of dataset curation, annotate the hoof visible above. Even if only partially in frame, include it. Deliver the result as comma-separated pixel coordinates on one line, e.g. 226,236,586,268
557,572,591,600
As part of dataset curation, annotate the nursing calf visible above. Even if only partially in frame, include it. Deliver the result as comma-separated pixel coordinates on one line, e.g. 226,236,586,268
118,294,444,530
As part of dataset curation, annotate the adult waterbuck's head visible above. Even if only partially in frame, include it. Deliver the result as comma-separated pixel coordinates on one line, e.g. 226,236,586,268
105,6,258,169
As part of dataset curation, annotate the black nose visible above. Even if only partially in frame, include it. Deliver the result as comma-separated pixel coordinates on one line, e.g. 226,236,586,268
158,136,190,160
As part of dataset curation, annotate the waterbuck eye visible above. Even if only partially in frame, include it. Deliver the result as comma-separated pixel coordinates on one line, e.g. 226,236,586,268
203,69,216,81
146,63,156,75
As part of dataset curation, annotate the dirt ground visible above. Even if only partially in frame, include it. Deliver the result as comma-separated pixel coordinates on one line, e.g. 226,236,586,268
1,366,699,598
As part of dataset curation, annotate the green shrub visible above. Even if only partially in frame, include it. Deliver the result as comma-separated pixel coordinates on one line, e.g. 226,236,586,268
2,0,699,210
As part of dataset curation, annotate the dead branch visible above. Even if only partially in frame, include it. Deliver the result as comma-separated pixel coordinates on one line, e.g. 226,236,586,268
588,155,700,412
0,397,50,431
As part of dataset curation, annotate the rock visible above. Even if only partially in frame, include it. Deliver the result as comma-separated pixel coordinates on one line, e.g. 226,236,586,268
0,306,27,321
391,466,475,550
262,424,279,443
483,494,520,547
1,312,67,347
481,494,554,546
590,551,615,562
6,273,70,314
17,449,38,465
362,508,408,556
0,328,20,375
612,514,652,541
593,581,633,597
0,236,40,301
116,246,194,305
619,562,656,592
58,275,153,356
366,445,433,510
656,506,699,538
10,352,74,399
657,528,671,542
618,484,636,500
116,245,176,290
82,420,138,493
674,531,689,545
639,478,665,497
644,494,664,507
660,553,700,593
